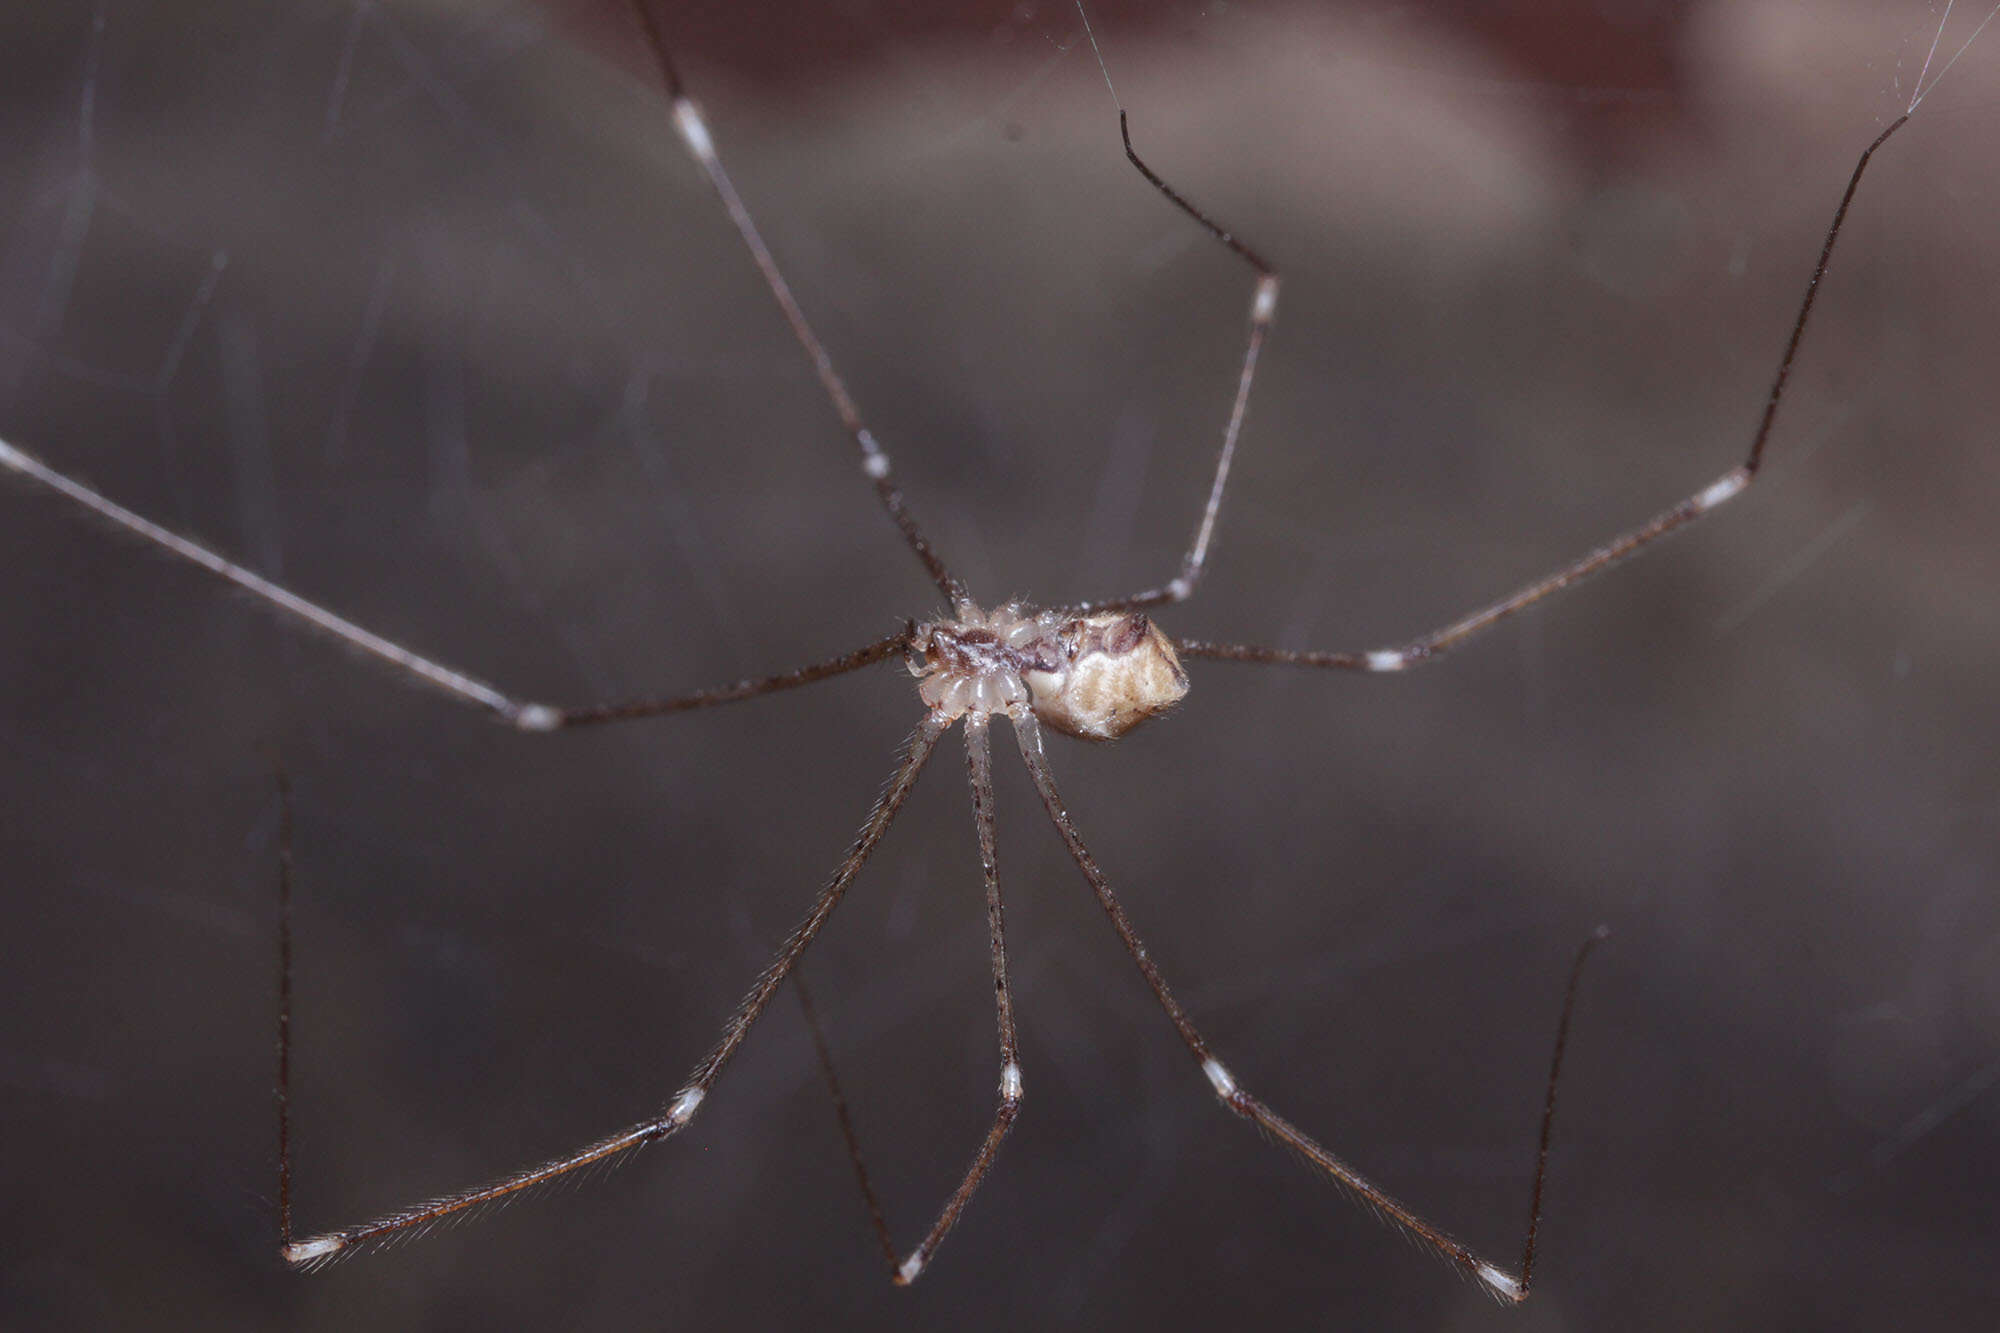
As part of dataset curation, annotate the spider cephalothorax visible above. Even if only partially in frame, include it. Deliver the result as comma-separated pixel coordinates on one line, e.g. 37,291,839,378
909,602,1189,740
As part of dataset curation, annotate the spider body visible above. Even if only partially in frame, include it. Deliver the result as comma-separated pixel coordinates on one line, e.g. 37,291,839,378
0,0,1988,1314
910,603,1189,740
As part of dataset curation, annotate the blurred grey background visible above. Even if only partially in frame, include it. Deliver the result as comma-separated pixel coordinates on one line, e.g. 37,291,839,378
2,1,1998,1328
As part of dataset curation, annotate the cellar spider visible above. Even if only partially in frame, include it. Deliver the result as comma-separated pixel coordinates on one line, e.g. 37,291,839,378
0,0,1992,1304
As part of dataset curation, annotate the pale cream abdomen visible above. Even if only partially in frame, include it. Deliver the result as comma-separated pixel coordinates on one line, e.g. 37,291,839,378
1024,612,1188,742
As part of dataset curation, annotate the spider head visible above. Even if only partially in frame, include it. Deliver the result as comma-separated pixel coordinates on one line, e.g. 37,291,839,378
1024,611,1189,742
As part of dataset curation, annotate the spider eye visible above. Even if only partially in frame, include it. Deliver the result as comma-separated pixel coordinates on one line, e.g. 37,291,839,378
1026,612,1189,741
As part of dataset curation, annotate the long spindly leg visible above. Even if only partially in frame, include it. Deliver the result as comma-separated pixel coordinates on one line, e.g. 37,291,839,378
0,431,907,730
890,712,1025,1286
1009,710,1604,1304
275,773,299,1258
793,970,900,1273
624,1,968,611
1178,113,1912,677
276,712,948,1268
1064,2,1278,618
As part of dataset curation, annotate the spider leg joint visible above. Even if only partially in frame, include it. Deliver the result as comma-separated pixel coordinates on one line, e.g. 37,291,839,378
667,1087,705,1126
1476,1262,1525,1303
282,1235,347,1266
